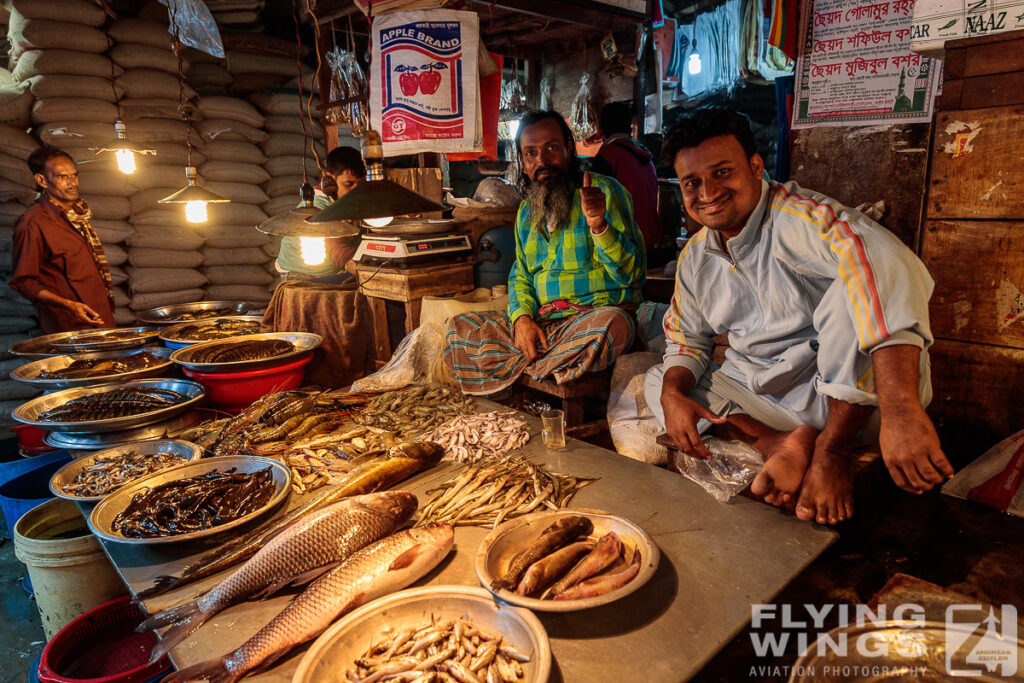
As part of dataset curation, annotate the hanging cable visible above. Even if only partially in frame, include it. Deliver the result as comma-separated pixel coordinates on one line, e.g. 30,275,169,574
304,0,324,171
288,0,312,184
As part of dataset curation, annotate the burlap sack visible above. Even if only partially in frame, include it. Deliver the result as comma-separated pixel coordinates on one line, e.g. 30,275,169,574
197,96,265,128
264,155,321,178
12,50,123,81
26,74,125,103
7,17,109,58
0,154,36,187
9,0,106,26
201,140,267,164
0,84,34,127
207,201,268,225
197,118,268,144
30,98,118,125
187,63,233,88
103,243,127,266
202,225,269,248
91,220,135,244
265,114,325,138
204,264,273,285
78,170,138,197
200,160,270,184
224,51,296,77
263,175,306,199
129,288,205,311
203,246,267,265
110,44,188,74
126,266,207,293
126,227,204,251
203,180,268,205
205,284,271,302
108,19,173,49
249,91,321,116
117,69,197,100
0,124,39,157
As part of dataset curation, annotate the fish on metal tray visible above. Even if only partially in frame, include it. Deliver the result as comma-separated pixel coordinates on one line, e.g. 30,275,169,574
492,515,593,591
174,320,261,342
61,449,188,497
189,338,294,364
38,352,165,380
39,388,183,422
162,524,455,683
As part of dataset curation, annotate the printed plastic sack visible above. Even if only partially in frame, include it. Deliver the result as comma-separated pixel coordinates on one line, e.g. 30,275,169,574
607,352,667,465
942,429,1024,518
350,325,454,393
569,74,597,140
671,437,764,502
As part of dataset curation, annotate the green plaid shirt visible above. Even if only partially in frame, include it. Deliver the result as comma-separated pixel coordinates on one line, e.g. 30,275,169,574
508,172,646,323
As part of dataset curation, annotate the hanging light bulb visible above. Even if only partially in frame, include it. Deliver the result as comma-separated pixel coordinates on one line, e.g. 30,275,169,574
688,39,702,75
160,167,229,225
91,120,155,175
300,237,327,265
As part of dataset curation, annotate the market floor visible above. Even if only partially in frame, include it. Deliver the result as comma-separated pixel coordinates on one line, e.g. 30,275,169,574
0,530,46,683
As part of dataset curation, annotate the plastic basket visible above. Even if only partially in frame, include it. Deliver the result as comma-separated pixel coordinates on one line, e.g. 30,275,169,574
37,595,170,683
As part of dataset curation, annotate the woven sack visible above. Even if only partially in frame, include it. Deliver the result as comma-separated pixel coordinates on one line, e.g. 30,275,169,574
0,154,36,188
87,194,131,221
201,139,266,164
264,155,321,178
249,91,320,116
203,181,268,205
117,69,197,100
205,284,271,302
91,220,135,244
135,164,195,190
126,266,207,293
224,51,296,77
146,142,206,166
227,74,287,94
203,225,269,248
203,246,267,265
129,187,178,215
0,315,37,333
187,63,233,88
262,133,325,158
129,288,205,311
0,178,36,204
207,201,268,225
200,160,270,184
119,98,193,122
125,118,190,144
222,31,304,59
101,243,127,267
113,306,136,325
265,114,325,138
112,285,129,308
108,265,127,285
37,120,113,147
9,0,106,26
77,170,138,198
197,96,265,128
0,84,33,127
126,227,204,251
7,17,109,58
107,19,173,50
263,195,301,218
0,124,39,157
204,264,273,286
263,176,306,200
130,209,192,229
197,119,268,144
12,50,123,81
26,74,125,103
110,44,187,74
30,98,118,125
128,248,204,269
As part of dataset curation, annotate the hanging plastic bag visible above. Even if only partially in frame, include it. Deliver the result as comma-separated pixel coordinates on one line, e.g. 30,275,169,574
569,74,597,140
349,325,455,393
160,0,225,58
670,437,764,502
343,52,368,138
539,77,552,111
326,46,351,125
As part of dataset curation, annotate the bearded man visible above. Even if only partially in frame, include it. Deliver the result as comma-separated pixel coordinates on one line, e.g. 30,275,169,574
10,147,114,333
444,110,646,395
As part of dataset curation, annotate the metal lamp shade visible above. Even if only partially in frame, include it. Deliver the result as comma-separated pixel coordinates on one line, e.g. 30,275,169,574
308,179,445,223
256,206,360,238
158,184,230,204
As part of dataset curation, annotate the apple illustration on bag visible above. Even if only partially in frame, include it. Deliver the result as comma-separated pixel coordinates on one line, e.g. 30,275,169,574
396,65,419,96
418,62,447,95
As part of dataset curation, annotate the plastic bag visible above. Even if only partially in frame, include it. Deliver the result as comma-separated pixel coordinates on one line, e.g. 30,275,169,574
539,77,552,111
326,47,351,125
942,429,1024,518
671,437,764,502
350,325,454,393
472,178,522,207
569,74,597,140
343,52,368,138
607,352,667,465
161,0,225,59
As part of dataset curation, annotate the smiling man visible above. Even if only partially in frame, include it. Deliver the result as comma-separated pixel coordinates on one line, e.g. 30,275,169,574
10,147,114,333
645,108,952,525
444,110,646,395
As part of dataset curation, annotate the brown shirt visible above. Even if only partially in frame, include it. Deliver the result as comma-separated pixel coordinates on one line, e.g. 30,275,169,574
10,199,115,334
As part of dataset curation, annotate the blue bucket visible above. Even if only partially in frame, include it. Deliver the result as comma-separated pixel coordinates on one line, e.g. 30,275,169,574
0,449,72,540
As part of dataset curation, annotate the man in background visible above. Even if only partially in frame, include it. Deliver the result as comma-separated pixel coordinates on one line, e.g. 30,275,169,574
11,147,114,333
590,101,660,253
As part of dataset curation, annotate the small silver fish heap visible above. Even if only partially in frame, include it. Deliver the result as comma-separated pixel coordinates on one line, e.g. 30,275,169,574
419,411,530,464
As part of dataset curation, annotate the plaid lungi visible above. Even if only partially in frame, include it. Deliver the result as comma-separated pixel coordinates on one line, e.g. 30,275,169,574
444,307,636,395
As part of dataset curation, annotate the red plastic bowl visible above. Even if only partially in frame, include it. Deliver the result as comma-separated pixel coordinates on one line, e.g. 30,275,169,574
181,353,313,413
10,424,55,454
37,595,170,683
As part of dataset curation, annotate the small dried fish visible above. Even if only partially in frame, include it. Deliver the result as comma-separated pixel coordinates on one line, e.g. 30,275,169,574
419,411,530,463
171,319,260,342
356,384,475,440
61,449,189,497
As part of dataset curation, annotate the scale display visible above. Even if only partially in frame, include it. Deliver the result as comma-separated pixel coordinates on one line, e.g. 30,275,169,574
353,233,473,265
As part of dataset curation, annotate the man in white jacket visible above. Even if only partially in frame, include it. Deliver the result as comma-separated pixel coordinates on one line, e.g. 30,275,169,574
646,108,953,525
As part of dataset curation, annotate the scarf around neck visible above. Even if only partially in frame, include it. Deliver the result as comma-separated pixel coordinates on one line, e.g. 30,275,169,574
50,196,114,307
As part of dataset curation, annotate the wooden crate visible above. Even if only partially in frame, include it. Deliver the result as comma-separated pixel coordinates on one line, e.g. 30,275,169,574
921,220,1024,349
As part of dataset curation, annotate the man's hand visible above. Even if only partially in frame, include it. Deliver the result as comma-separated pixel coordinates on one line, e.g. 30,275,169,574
879,405,953,493
660,382,726,460
513,315,548,363
66,300,103,326
580,171,608,234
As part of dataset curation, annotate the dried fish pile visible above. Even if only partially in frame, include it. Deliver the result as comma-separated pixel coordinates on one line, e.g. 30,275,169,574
61,449,189,497
38,351,165,380
187,338,294,364
70,328,147,343
170,319,260,342
356,384,475,439
347,618,531,682
39,388,183,422
273,424,400,494
419,411,530,463
417,456,596,528
493,515,641,601
171,308,236,322
113,467,275,538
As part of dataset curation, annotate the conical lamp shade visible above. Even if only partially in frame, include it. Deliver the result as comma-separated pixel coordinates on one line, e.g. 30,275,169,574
159,184,230,204
308,179,445,223
256,206,360,238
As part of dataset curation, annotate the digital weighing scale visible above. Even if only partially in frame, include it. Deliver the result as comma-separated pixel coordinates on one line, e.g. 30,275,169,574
353,233,473,266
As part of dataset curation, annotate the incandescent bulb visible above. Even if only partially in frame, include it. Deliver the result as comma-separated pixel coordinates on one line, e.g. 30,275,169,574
687,53,702,75
364,216,394,228
300,237,326,266
115,149,136,174
185,200,208,223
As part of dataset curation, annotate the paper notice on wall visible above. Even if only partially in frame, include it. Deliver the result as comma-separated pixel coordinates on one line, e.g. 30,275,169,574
370,10,481,156
911,0,1024,56
792,0,943,129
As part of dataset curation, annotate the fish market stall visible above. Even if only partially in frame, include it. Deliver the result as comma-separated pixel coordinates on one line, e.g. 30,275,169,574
83,400,836,682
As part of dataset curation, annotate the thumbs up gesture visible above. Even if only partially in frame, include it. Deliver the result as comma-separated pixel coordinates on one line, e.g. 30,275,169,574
580,171,608,234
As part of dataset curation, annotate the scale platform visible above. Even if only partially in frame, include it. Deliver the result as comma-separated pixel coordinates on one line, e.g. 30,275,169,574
353,233,473,266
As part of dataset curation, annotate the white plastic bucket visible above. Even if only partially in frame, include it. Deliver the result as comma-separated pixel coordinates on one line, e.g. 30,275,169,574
13,498,127,639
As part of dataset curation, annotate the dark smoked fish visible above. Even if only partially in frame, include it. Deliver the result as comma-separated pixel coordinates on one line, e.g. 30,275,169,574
189,338,294,364
39,388,183,422
492,515,593,591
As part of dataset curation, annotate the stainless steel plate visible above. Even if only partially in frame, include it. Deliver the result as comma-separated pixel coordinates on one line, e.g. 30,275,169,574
158,316,264,345
42,410,207,450
49,439,203,502
52,326,159,353
475,508,660,612
137,301,257,326
11,347,174,390
292,585,551,683
170,332,322,372
13,378,206,433
87,455,290,545
8,331,81,360
364,217,461,235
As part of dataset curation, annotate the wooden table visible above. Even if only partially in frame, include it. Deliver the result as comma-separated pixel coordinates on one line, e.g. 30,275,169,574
352,258,476,366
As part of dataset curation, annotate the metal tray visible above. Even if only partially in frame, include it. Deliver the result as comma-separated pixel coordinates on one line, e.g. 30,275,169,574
13,378,206,433
52,326,159,353
49,439,203,503
10,347,174,390
293,585,551,683
87,455,291,545
42,410,207,450
170,332,322,372
8,331,81,360
137,301,257,326
364,217,461,235
475,508,660,612
158,316,264,345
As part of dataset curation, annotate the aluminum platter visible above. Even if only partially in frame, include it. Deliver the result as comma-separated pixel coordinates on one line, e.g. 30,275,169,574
10,347,174,390
52,326,159,353
158,316,264,346
364,217,461,235
42,410,206,450
475,508,660,612
49,439,203,503
13,378,206,433
8,331,81,360
87,456,291,545
136,301,257,326
170,332,322,372
292,586,551,683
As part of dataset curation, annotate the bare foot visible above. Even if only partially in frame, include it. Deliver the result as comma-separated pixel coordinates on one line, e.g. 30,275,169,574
795,442,854,525
750,425,818,506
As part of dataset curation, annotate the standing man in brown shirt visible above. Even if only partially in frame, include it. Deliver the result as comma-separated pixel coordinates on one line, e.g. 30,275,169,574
10,148,115,333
